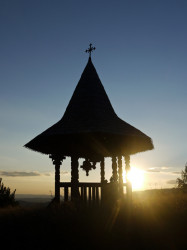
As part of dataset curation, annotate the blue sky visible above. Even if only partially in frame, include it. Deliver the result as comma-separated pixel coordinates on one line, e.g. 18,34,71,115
0,0,186,194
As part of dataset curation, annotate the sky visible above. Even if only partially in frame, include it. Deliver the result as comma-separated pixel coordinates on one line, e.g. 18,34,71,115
0,0,186,195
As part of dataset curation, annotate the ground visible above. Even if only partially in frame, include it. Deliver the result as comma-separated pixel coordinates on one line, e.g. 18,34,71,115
0,189,186,250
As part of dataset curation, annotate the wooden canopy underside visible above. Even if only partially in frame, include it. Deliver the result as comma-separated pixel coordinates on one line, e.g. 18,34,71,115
25,132,153,160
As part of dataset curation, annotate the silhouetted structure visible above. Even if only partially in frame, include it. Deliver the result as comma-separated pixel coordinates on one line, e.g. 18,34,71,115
25,45,153,204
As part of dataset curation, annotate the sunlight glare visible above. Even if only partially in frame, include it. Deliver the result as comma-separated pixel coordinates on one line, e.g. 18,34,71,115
123,167,144,190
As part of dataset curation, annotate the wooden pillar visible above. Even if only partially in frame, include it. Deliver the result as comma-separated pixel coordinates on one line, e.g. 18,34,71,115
88,187,92,203
96,186,99,204
64,187,69,202
92,186,96,205
112,156,118,182
125,155,132,204
118,156,123,195
50,155,65,204
71,156,79,200
88,186,91,207
100,157,105,184
111,156,118,200
100,157,105,201
83,186,87,202
81,186,84,200
55,161,60,203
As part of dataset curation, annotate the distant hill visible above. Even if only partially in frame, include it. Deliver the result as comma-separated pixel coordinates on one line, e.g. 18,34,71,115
15,194,52,199
15,189,182,207
15,194,53,207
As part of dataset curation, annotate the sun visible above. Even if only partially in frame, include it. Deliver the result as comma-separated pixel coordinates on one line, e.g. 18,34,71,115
123,167,144,190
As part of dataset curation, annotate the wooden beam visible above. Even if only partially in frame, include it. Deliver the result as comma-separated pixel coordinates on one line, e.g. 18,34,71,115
60,182,102,187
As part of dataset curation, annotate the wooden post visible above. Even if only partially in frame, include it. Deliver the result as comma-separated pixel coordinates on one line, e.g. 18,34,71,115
81,186,84,201
125,155,132,205
71,156,79,200
92,186,96,205
64,187,69,202
111,156,118,199
118,156,123,196
96,186,99,205
89,186,92,206
50,155,65,204
100,157,105,184
112,156,118,183
83,186,87,202
100,157,105,201
55,161,60,203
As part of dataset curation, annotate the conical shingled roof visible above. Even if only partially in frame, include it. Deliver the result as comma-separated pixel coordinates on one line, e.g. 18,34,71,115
25,58,153,159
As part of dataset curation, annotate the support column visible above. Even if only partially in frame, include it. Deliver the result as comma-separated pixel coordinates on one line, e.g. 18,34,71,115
125,155,132,204
118,156,123,195
100,157,105,202
100,157,105,184
50,155,65,204
111,156,118,200
112,156,118,183
71,156,79,200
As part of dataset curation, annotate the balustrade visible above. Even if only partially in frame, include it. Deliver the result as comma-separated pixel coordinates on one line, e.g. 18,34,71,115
60,182,126,205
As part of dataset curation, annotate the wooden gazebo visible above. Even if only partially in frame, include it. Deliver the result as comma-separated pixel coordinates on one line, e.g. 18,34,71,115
25,45,153,204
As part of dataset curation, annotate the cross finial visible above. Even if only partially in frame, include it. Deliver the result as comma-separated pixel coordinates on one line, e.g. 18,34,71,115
85,43,96,58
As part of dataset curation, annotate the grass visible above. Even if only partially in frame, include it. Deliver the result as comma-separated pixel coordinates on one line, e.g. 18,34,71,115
0,189,187,250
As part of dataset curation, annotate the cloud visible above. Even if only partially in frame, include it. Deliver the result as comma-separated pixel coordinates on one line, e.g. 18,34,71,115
172,171,181,175
146,169,160,173
61,171,69,175
0,171,41,177
167,180,176,185
43,172,51,176
0,170,69,177
146,166,177,174
161,167,170,170
0,171,54,177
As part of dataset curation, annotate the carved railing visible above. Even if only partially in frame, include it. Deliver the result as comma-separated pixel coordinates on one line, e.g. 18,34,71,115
60,182,101,204
60,182,126,204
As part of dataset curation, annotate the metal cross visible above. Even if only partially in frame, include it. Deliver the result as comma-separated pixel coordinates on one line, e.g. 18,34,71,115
85,43,96,58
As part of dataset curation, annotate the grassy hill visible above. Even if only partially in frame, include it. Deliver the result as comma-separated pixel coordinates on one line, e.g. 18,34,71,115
0,189,187,250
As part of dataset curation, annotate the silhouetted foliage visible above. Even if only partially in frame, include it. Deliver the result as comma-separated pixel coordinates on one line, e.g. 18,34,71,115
0,178,18,207
176,163,187,189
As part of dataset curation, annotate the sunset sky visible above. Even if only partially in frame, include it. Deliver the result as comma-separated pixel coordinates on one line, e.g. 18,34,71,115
0,0,186,195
